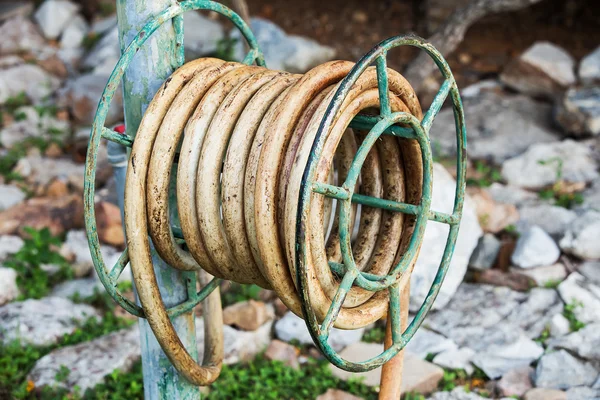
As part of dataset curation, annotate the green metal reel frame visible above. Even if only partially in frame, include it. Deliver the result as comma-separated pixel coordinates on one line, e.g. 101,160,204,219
84,0,265,318
296,35,467,372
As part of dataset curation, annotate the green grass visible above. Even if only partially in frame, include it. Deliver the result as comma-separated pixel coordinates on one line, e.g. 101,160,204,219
4,227,73,300
466,160,502,188
207,356,377,400
0,137,56,181
4,92,29,114
362,326,386,343
543,279,562,289
221,282,262,307
563,301,585,332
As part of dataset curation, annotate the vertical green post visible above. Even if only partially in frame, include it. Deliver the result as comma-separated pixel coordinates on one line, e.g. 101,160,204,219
115,1,201,398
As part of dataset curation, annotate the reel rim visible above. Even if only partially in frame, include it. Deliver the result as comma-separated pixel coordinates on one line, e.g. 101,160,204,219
84,0,265,318
296,34,467,372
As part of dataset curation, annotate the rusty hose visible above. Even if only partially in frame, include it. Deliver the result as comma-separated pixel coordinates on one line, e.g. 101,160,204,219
124,57,422,385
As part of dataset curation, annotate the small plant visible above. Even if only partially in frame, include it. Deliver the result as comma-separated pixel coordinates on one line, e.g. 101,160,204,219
4,227,72,300
534,326,551,345
467,160,502,188
213,37,239,62
563,301,585,332
543,279,562,289
4,92,29,114
439,369,467,391
403,392,426,400
55,365,70,383
82,33,101,51
503,224,519,237
537,157,584,209
363,326,386,343
221,282,262,307
0,137,53,180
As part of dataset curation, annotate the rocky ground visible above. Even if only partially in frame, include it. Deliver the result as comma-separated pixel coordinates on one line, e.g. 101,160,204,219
0,1,598,399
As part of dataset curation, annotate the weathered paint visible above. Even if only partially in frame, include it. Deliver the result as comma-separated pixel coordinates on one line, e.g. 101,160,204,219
295,34,467,372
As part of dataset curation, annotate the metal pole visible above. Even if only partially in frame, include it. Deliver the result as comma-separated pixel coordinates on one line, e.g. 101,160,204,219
114,1,201,398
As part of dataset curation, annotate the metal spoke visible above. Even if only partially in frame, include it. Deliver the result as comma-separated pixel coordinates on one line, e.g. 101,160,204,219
320,271,356,337
428,210,459,225
167,276,221,318
421,78,453,134
184,271,198,303
312,182,350,200
375,54,391,117
388,283,402,343
108,248,130,282
242,48,257,65
102,127,133,148
349,115,416,139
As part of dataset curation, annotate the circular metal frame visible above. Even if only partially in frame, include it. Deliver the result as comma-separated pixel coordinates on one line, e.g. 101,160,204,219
296,35,467,372
83,0,265,317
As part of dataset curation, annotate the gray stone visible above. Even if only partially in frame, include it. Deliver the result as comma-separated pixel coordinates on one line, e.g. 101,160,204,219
548,323,600,360
497,366,534,397
471,331,543,379
469,233,501,271
0,64,60,105
0,267,19,305
0,235,23,261
60,230,121,279
566,387,600,400
579,261,600,285
264,339,299,369
59,14,88,49
560,210,600,260
549,313,571,338
316,389,362,400
0,185,25,211
488,183,540,208
580,46,600,85
33,0,79,40
513,263,567,287
524,388,567,400
518,205,576,239
429,91,559,163
13,154,84,190
57,72,123,125
0,55,23,69
556,86,600,137
231,18,335,73
1,106,69,149
0,2,34,22
331,343,443,394
500,42,576,98
81,24,119,74
275,311,363,351
0,297,100,346
502,139,599,190
406,328,457,359
505,288,563,339
432,347,475,375
410,164,482,311
558,272,600,324
580,177,600,211
196,318,272,365
534,350,598,390
511,225,560,269
28,327,140,393
50,277,102,299
0,16,45,55
182,11,224,59
428,387,491,400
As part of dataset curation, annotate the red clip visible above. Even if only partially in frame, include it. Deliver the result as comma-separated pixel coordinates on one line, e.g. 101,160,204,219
114,124,126,134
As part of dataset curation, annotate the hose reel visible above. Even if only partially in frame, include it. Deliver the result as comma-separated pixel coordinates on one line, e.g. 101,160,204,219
84,0,466,389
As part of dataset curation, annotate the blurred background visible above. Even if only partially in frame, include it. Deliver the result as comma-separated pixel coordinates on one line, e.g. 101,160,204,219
0,0,598,399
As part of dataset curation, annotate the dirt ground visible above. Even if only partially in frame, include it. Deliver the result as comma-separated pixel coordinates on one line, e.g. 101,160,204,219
245,0,600,89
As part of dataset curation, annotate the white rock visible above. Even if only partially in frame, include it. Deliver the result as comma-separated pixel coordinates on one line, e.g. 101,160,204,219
560,210,600,260
514,263,567,287
566,386,600,400
28,327,140,393
549,313,571,338
501,42,576,98
579,261,600,284
81,24,119,74
196,318,272,364
518,205,576,239
13,154,83,190
580,46,600,84
33,0,80,40
274,311,364,351
505,288,563,339
0,267,19,305
469,233,501,271
548,323,600,360
50,277,102,299
410,164,482,311
0,16,45,55
0,185,25,211
488,183,540,208
0,64,61,105
0,235,23,261
502,139,599,189
557,272,600,324
534,350,598,390
89,15,117,35
511,225,560,269
0,297,100,346
406,328,458,359
60,230,121,279
232,18,335,73
182,11,224,59
0,2,34,23
555,86,600,137
430,91,559,163
59,14,88,49
429,387,491,400
433,347,475,375
0,106,70,149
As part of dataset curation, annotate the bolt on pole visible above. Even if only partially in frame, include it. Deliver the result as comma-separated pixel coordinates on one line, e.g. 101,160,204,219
113,0,201,398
